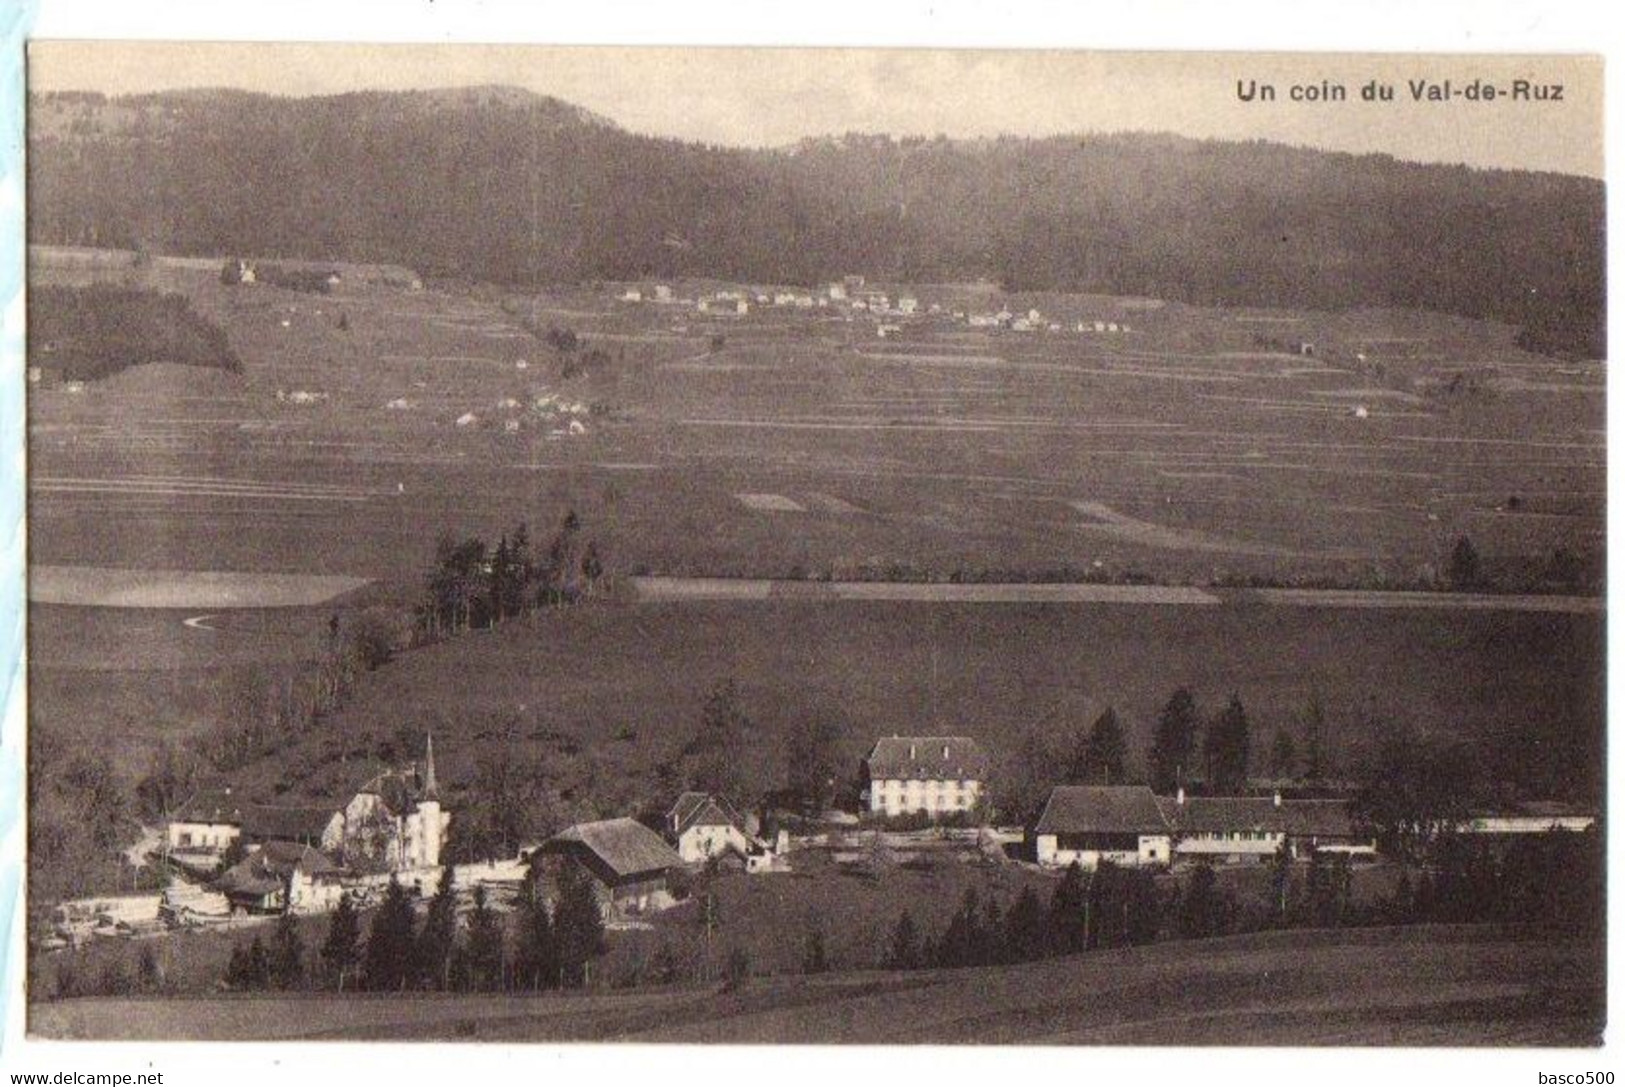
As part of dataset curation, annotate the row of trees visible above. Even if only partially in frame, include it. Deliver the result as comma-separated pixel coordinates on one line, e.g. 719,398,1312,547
878,825,1601,979
884,862,1161,973
224,863,609,994
416,513,606,639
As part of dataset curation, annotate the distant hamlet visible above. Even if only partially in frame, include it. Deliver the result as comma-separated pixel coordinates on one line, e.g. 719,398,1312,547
28,87,1604,358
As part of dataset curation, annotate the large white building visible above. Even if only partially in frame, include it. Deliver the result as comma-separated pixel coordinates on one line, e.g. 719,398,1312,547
864,736,990,818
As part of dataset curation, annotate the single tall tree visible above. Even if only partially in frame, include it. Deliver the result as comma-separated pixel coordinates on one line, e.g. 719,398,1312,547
553,863,606,989
514,874,559,990
1048,861,1089,955
1204,694,1251,794
415,864,459,990
785,716,845,814
1268,729,1298,780
1070,706,1128,785
269,909,305,990
364,877,418,991
464,885,506,992
1149,688,1200,795
886,910,922,970
1003,885,1049,963
686,678,754,807
1447,535,1482,590
320,892,362,992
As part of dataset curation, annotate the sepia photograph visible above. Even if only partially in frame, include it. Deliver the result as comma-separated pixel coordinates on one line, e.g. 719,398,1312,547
5,22,1609,1060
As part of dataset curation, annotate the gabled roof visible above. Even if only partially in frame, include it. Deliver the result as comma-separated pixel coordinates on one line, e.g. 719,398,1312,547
668,792,746,835
1278,799,1360,839
213,841,340,898
1034,786,1171,836
1160,795,1362,839
171,788,244,826
544,818,683,879
241,804,340,842
1165,797,1286,834
866,736,991,781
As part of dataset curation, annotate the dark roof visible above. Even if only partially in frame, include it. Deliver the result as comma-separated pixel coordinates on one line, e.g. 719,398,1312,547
1159,795,1361,839
356,768,427,817
213,841,340,898
866,736,991,781
668,792,746,835
1166,797,1286,834
1034,786,1171,836
544,818,683,879
1278,800,1359,839
171,788,244,826
241,804,339,842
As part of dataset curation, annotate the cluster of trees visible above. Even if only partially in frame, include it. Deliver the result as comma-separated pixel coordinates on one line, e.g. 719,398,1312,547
1007,688,1351,826
884,862,1160,972
1149,690,1255,795
28,285,242,381
29,90,1603,358
223,863,609,994
30,608,404,907
417,513,605,639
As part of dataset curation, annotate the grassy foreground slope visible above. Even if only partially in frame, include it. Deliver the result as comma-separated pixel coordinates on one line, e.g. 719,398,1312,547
32,925,1602,1045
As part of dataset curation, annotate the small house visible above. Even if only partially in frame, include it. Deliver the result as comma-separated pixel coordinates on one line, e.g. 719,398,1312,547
666,792,766,866
165,787,245,864
213,840,343,915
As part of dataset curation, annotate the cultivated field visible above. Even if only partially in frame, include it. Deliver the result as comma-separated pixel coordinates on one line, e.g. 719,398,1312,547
31,925,1602,1045
26,263,1604,593
21,262,1607,878
31,565,369,608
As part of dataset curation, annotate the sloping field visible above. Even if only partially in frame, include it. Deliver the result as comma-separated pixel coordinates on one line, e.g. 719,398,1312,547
30,926,1601,1045
30,565,369,608
633,577,1220,605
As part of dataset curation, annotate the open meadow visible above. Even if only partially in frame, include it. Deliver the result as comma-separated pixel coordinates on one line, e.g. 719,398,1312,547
31,925,1603,1045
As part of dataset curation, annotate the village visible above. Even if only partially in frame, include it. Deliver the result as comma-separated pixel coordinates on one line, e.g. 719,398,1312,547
44,725,1596,965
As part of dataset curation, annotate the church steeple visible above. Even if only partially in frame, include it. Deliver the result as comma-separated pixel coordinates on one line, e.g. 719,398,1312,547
421,732,440,802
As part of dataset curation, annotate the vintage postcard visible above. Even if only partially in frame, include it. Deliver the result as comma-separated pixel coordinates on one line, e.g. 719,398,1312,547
10,38,1606,1057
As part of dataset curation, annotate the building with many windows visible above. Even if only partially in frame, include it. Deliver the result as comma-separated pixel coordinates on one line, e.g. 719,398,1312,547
863,736,990,818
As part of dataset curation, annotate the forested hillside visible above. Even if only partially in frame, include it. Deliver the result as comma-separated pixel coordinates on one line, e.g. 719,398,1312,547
28,87,1605,356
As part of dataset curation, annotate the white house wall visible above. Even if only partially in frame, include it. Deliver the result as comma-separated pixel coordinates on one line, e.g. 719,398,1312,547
1035,833,1171,869
869,777,983,817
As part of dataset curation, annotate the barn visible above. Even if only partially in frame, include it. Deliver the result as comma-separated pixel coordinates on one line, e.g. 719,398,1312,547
539,818,684,916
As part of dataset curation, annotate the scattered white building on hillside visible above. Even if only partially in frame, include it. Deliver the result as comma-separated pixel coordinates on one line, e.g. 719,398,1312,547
864,736,990,818
665,792,777,870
